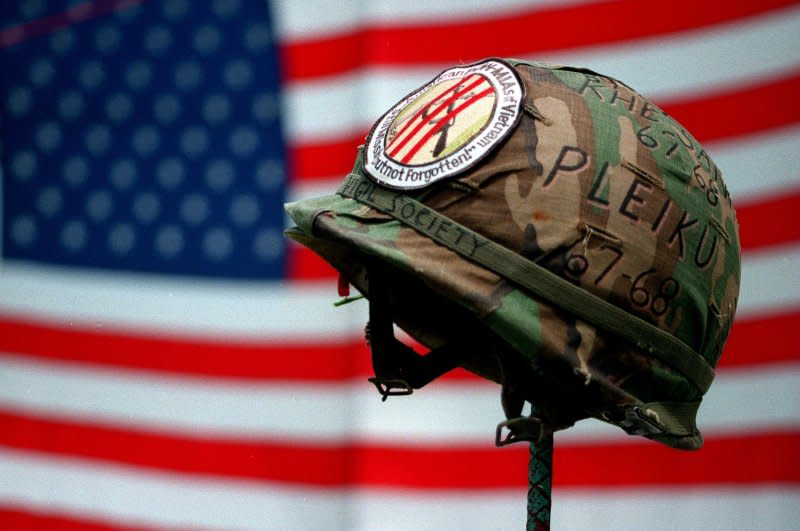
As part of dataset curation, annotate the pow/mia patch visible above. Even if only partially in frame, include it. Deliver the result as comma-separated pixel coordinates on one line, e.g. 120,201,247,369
364,58,524,190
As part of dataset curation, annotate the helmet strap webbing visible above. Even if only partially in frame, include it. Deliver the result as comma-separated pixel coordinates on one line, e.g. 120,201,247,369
337,170,714,396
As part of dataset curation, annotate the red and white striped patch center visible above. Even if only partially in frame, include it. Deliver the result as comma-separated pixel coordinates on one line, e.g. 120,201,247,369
364,59,523,190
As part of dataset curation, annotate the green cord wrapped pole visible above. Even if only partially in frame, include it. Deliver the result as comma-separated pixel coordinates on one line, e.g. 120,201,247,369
527,434,553,530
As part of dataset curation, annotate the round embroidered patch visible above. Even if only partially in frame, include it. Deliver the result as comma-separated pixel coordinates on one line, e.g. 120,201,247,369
364,58,524,190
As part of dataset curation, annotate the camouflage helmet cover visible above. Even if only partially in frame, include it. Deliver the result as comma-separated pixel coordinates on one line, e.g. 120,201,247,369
285,59,741,450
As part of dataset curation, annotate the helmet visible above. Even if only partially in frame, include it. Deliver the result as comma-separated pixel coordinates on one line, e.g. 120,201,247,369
285,58,741,450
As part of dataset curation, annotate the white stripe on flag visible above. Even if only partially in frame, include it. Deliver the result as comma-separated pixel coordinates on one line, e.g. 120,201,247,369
535,5,800,98
0,447,797,531
0,355,796,443
273,0,589,39
0,448,342,531
709,125,800,201
737,243,800,318
550,488,800,531
0,260,361,339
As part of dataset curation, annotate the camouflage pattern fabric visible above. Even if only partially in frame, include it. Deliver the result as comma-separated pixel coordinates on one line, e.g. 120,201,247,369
285,59,741,450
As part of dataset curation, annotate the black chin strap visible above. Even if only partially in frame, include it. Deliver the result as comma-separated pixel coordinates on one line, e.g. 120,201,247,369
365,266,465,400
365,266,552,446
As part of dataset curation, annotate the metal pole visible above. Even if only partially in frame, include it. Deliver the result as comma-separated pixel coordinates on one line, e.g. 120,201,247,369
527,434,553,530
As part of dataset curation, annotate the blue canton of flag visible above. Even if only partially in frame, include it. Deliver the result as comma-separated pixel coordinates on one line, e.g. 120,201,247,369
1,0,287,279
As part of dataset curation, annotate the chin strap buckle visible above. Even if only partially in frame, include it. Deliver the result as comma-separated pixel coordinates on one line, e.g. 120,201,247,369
368,377,414,402
620,405,666,436
495,416,545,447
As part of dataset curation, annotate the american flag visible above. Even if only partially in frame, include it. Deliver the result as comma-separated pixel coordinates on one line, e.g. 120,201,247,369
0,0,798,529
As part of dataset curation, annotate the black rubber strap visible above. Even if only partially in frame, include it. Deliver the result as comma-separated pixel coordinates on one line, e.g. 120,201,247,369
337,172,714,394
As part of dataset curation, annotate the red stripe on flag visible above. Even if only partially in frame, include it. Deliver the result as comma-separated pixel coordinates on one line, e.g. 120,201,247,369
0,314,363,382
724,309,800,367
0,409,797,488
660,72,800,143
288,133,363,184
0,408,347,487
281,0,797,80
285,242,338,280
0,309,796,381
553,430,800,488
736,188,800,250
0,504,153,531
